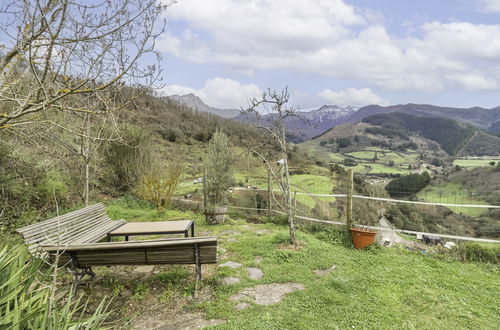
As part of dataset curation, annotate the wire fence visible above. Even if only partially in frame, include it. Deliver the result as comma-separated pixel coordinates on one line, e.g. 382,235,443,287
224,174,500,243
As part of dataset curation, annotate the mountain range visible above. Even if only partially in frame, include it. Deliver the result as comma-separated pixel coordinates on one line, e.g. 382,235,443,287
166,93,500,142
346,104,500,132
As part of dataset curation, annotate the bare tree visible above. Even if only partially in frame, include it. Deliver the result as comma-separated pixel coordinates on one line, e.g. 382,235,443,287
46,91,124,205
242,88,305,245
0,0,169,129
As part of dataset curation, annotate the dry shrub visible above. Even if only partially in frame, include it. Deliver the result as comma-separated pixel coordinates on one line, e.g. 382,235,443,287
137,162,183,209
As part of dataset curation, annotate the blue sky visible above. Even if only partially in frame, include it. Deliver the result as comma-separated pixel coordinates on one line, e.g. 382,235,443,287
158,0,500,110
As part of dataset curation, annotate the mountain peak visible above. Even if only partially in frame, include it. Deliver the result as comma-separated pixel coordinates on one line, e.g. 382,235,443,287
166,94,240,119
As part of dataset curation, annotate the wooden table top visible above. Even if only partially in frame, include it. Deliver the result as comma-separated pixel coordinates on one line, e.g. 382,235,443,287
109,220,193,235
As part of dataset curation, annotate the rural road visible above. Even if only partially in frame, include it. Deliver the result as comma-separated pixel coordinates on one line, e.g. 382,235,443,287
378,216,412,246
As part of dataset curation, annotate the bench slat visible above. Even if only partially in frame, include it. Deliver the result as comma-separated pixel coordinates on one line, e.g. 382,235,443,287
17,204,105,234
23,213,110,243
43,237,217,251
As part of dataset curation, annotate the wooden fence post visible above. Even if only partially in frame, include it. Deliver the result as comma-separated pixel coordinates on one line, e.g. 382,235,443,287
267,168,272,216
346,169,353,230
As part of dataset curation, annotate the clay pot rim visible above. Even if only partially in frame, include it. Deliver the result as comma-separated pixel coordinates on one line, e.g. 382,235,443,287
350,227,377,235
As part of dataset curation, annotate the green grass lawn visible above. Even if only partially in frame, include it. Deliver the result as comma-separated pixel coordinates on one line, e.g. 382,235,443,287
345,151,378,159
453,159,500,167
417,183,489,217
348,162,409,175
99,198,500,329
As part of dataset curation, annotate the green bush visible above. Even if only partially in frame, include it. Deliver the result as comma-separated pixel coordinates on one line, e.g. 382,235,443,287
446,243,499,264
336,137,351,148
103,125,153,192
0,145,71,229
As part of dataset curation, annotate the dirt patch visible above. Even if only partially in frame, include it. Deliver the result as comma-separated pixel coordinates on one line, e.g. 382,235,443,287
230,283,305,308
313,265,337,276
277,240,305,251
254,256,263,264
131,310,225,329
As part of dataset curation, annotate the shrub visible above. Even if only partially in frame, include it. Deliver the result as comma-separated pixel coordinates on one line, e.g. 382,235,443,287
0,145,70,229
205,130,234,206
104,125,153,192
137,162,183,209
446,243,499,264
336,137,351,148
342,158,358,167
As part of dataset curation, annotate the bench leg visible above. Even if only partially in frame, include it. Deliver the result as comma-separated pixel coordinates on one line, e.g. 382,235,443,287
68,253,96,295
194,244,201,298
70,266,95,295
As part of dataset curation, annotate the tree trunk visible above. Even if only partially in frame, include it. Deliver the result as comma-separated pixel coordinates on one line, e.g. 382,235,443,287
83,114,90,206
84,159,90,207
281,122,295,244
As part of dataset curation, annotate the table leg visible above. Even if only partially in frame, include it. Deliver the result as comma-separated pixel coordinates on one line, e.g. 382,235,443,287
184,231,188,238
125,236,129,241
191,222,195,237
107,234,111,242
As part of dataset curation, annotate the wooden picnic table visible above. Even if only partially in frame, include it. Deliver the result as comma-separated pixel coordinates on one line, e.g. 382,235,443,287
107,220,194,241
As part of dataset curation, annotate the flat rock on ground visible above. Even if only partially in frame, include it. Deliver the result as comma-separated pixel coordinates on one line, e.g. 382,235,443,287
254,256,263,264
313,265,337,276
230,283,305,309
222,277,241,285
219,261,242,269
134,265,154,273
246,267,264,280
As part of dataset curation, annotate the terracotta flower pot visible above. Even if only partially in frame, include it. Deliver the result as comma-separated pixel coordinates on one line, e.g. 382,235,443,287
350,227,377,249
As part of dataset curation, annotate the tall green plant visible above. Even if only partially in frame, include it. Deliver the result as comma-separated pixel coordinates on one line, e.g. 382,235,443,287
205,130,234,206
104,125,153,192
0,245,109,329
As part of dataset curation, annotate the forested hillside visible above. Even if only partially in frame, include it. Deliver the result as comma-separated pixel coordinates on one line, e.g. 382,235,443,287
362,112,478,155
0,92,309,230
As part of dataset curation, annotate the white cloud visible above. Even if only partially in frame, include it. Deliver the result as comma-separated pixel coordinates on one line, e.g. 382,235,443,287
161,84,196,96
162,77,262,108
160,0,500,93
477,0,500,12
318,88,388,107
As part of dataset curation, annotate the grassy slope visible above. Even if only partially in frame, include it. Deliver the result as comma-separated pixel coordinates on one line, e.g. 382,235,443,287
417,183,489,217
101,198,499,329
301,138,416,175
453,159,500,167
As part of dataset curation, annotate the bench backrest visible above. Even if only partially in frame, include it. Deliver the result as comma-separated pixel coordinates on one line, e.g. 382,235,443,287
16,203,125,254
43,237,218,267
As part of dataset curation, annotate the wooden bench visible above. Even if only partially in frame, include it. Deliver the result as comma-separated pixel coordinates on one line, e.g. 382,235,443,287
43,237,217,292
16,203,218,293
16,203,126,255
